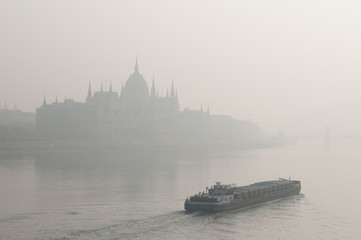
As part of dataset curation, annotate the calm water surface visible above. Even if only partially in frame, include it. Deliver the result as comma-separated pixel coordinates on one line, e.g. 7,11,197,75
1,139,361,239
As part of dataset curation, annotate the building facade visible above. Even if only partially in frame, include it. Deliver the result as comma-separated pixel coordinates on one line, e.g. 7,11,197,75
36,60,262,145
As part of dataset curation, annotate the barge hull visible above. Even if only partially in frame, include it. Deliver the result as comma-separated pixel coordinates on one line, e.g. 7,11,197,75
185,179,301,213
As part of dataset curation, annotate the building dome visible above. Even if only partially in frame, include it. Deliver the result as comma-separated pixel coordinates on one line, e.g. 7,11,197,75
122,59,150,115
124,71,149,96
123,59,149,97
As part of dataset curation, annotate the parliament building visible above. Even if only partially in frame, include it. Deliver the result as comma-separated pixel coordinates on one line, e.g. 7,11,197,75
36,60,262,145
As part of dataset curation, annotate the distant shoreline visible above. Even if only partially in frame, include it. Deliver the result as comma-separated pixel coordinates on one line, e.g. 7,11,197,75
0,139,283,157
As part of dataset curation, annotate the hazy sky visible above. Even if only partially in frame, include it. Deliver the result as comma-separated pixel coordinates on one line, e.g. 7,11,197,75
1,0,361,133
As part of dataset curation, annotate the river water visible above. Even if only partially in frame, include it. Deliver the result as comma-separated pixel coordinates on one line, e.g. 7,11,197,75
1,139,360,240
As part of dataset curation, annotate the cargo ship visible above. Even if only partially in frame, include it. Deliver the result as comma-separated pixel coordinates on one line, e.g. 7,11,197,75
185,178,301,212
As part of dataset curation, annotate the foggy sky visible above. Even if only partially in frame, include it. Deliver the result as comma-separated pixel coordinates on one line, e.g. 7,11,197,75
1,0,361,134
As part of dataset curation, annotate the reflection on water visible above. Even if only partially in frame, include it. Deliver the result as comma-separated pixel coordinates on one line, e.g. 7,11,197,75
0,140,361,239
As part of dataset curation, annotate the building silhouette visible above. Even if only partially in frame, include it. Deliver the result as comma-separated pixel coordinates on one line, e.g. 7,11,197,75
0,107,35,141
36,59,262,145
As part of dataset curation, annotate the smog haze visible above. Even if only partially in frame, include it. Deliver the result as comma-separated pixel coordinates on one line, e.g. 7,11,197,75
1,0,361,135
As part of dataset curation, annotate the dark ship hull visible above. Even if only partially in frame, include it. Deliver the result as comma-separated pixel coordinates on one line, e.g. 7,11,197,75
185,179,301,213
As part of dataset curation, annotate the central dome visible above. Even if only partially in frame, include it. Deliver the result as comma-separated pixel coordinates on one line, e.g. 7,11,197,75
124,71,149,96
123,59,149,97
122,60,150,114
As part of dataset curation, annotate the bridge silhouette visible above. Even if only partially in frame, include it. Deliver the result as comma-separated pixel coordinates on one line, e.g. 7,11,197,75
290,127,361,139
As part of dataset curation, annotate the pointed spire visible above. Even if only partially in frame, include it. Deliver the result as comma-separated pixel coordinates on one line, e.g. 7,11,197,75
109,80,112,92
43,96,47,106
175,89,179,111
170,79,175,98
100,81,103,92
55,96,58,104
151,75,156,98
135,56,139,72
87,81,92,100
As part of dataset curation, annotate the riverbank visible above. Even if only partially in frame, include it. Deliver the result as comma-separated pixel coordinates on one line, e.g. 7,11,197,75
0,139,287,157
